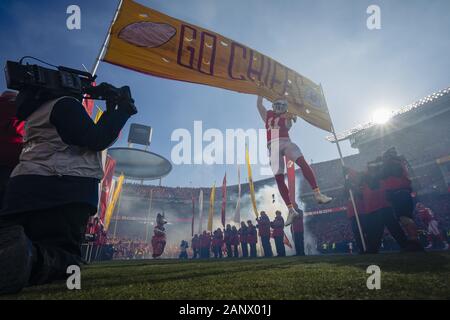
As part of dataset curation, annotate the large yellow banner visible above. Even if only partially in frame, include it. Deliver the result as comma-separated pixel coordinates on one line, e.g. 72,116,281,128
103,0,332,132
104,174,125,230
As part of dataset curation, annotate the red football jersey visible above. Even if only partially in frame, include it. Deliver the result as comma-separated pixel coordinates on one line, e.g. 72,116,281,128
417,207,434,224
265,110,290,143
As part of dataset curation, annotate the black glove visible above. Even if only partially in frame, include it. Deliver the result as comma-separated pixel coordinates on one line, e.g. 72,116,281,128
85,83,137,116
116,86,137,116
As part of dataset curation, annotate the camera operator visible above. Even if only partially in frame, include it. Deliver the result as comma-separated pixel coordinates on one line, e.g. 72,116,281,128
0,82,137,294
0,91,24,209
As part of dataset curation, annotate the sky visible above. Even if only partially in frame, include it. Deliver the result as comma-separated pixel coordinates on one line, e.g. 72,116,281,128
1,0,449,187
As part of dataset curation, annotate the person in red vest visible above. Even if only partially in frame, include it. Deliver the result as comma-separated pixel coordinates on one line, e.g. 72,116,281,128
223,224,233,258
247,220,258,258
271,211,286,257
0,91,24,209
291,213,305,256
256,211,273,257
380,147,422,250
231,226,239,258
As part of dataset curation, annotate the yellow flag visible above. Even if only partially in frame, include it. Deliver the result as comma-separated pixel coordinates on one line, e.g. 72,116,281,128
103,0,332,132
94,108,103,124
207,183,216,231
104,174,125,230
246,147,259,218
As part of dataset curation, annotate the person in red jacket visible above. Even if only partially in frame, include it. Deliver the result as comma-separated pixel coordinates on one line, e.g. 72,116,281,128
380,148,421,247
361,159,410,253
212,228,224,258
271,211,286,257
256,211,273,257
231,226,239,258
200,231,211,259
239,221,249,258
223,224,233,258
0,91,24,209
247,220,258,258
151,213,167,258
191,234,200,259
291,213,304,256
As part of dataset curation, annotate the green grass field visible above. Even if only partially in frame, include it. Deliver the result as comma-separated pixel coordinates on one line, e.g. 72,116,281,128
2,251,450,300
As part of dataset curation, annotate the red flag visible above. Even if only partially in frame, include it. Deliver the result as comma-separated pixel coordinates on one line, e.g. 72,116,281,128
82,97,94,117
191,195,195,237
283,234,293,249
286,157,296,207
82,82,96,116
98,155,116,223
221,173,227,227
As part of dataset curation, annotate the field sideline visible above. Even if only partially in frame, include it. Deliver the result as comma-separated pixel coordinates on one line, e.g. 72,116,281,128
2,251,450,300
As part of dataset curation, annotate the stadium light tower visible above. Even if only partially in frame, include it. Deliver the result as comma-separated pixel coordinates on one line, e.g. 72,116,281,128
372,108,392,124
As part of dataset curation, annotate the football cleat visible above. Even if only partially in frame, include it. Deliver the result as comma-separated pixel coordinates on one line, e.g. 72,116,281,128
285,207,300,226
314,192,333,204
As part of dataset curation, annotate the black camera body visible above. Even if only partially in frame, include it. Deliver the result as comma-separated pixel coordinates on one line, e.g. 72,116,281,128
5,60,95,97
4,59,137,115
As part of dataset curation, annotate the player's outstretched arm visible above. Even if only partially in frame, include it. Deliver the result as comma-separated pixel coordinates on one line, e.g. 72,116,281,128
257,96,267,122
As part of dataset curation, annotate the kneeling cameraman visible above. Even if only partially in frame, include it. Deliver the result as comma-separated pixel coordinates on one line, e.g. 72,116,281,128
0,77,137,294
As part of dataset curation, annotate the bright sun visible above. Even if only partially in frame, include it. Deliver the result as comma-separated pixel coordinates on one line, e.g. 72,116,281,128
372,108,392,124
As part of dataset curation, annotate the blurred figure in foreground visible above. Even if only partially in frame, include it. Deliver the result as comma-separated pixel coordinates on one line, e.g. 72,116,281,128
0,91,24,209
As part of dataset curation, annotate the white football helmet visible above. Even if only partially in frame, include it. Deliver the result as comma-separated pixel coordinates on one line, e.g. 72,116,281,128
272,99,288,114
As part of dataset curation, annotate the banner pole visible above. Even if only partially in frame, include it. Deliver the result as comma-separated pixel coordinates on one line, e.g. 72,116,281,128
145,189,153,243
112,179,123,240
319,85,367,252
90,0,124,76
331,128,367,252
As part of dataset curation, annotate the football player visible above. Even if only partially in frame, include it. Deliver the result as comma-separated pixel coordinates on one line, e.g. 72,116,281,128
416,203,449,250
257,96,332,226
